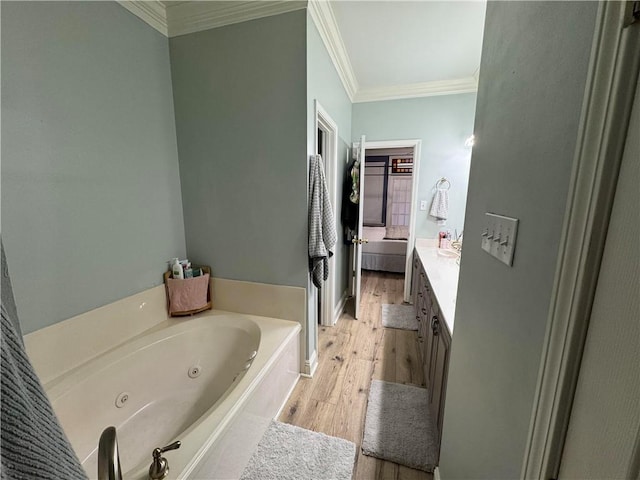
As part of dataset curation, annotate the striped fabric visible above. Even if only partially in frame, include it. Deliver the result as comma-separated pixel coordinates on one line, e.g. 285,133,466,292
1,308,88,479
308,155,337,289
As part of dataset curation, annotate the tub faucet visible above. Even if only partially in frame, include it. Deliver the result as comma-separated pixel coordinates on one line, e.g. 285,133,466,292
148,441,181,479
98,426,122,480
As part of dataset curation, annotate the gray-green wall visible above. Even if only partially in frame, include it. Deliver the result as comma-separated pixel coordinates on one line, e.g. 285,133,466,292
1,1,185,334
439,2,598,478
169,12,308,280
307,12,352,345
352,94,477,240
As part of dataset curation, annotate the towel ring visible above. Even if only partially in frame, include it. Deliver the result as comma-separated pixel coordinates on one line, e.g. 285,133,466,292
436,178,451,190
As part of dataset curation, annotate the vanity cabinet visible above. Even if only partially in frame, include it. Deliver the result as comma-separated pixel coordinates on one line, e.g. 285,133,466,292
412,249,452,448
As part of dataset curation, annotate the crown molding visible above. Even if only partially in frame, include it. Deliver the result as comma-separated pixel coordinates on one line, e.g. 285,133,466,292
116,1,168,36
473,66,480,83
308,0,358,101
354,77,479,103
116,1,478,104
166,1,307,38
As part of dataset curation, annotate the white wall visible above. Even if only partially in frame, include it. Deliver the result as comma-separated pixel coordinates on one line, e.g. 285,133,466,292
439,2,599,478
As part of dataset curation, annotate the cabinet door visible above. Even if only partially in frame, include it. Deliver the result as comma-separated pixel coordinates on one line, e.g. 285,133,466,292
429,319,451,442
416,271,430,364
423,273,432,314
416,291,427,361
411,251,421,305
424,300,438,390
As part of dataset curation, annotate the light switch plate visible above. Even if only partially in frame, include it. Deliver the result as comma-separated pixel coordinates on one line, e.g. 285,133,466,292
420,200,427,211
481,213,519,266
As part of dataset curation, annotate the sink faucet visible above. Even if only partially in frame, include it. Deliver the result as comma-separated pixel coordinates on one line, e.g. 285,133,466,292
148,441,181,480
98,426,122,480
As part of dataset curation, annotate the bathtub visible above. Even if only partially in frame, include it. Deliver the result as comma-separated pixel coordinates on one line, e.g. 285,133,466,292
43,311,301,479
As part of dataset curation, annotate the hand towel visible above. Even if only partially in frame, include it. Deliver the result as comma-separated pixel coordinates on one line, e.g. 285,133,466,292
429,188,449,225
308,155,337,288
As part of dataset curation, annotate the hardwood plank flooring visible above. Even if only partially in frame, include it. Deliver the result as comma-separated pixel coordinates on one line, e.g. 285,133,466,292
279,270,433,480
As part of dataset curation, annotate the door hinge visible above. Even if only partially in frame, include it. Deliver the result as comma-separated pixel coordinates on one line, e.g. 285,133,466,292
624,1,640,27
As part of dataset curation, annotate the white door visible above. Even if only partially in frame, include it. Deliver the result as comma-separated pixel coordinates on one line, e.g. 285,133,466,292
353,135,366,319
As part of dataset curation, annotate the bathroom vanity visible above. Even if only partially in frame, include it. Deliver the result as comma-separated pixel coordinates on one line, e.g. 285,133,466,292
411,242,459,456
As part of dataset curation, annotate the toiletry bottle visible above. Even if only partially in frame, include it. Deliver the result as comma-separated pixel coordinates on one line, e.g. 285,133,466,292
184,265,193,278
171,258,184,279
441,232,449,249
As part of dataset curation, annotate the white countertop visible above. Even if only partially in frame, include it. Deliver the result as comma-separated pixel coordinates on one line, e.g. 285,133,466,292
415,239,460,334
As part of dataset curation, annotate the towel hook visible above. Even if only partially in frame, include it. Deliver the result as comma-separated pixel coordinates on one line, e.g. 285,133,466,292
436,177,451,190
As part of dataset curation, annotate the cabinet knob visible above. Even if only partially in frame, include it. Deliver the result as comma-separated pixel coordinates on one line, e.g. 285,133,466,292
422,308,427,314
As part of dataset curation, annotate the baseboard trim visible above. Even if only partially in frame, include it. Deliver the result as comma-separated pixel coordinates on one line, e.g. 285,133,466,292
434,466,441,480
302,350,318,378
333,291,348,325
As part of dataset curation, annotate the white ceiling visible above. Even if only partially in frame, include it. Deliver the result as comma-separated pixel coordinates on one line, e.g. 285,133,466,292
331,1,486,89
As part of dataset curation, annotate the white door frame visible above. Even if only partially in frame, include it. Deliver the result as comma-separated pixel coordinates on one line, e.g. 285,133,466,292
314,100,339,327
522,2,640,478
358,139,422,303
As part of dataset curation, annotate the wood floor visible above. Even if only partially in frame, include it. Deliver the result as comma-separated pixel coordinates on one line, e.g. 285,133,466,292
279,270,433,480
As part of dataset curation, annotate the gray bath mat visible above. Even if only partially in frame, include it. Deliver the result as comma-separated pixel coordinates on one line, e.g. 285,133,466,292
240,421,356,480
362,380,438,472
381,304,418,331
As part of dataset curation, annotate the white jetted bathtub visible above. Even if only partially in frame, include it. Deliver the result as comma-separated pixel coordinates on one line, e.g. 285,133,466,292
43,311,301,479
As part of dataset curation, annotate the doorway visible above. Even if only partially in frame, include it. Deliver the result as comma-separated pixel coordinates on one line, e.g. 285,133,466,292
314,101,339,328
350,139,422,307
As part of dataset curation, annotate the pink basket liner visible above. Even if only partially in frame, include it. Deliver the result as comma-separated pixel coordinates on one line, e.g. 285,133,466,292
166,273,210,314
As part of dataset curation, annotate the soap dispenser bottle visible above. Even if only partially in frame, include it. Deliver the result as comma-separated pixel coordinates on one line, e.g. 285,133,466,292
171,258,184,279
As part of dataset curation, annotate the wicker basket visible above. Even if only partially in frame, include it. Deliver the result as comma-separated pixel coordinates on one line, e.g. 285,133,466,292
163,266,212,316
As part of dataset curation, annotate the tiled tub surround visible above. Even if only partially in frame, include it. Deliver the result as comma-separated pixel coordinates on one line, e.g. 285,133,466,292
24,280,303,479
25,278,306,383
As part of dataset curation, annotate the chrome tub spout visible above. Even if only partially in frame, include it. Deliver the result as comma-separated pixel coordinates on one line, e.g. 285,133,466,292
98,426,122,480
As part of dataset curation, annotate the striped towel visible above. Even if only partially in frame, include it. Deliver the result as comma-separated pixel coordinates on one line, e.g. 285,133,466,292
429,188,449,224
1,241,88,480
308,155,337,289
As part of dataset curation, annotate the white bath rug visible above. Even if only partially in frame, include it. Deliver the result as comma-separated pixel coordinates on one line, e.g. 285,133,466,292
381,304,418,331
362,380,438,472
240,420,356,480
